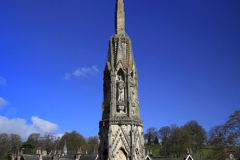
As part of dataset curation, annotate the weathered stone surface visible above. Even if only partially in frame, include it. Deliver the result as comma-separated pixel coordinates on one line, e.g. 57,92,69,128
42,151,47,156
98,0,144,159
115,0,125,36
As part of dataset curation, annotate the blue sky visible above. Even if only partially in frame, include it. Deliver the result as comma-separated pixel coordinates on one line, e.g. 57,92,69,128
0,0,239,140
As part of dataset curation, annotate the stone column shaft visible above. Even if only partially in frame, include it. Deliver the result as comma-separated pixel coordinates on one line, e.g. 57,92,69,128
115,0,125,36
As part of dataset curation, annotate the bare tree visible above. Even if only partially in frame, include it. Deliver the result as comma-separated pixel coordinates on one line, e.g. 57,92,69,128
209,125,227,146
86,136,98,154
145,127,158,145
225,110,240,145
207,125,227,160
158,126,171,158
158,126,171,141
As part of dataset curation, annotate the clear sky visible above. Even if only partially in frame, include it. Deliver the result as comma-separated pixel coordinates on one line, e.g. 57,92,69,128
0,0,239,140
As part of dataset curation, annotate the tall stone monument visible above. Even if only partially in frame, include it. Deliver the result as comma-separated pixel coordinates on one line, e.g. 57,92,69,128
98,0,145,160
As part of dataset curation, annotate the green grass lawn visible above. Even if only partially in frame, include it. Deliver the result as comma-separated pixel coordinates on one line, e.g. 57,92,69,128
145,145,213,159
192,146,212,159
145,144,162,158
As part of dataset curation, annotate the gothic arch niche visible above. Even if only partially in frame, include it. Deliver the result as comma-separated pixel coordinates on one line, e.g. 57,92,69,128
131,63,136,78
115,148,127,160
117,67,125,81
117,68,126,114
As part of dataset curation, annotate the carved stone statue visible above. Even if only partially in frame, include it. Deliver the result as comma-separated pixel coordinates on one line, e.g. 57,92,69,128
117,76,125,102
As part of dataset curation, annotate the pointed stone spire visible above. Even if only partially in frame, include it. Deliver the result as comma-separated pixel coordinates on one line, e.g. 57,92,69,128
115,0,125,36
63,140,67,155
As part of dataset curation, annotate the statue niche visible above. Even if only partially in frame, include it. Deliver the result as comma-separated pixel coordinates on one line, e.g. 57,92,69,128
117,68,125,113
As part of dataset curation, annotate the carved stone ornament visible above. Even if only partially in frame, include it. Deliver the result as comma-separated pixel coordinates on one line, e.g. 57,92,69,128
131,101,136,107
132,89,135,95
129,76,133,82
136,148,139,155
118,105,125,113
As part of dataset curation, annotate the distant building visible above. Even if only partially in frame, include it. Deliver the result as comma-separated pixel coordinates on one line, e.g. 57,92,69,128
10,147,98,160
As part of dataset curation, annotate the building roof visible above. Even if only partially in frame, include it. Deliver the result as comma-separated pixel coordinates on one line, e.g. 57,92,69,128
67,151,78,155
145,155,185,160
49,150,79,156
22,155,53,160
186,154,194,160
22,154,39,160
42,156,53,160
60,154,75,159
79,154,98,160
22,153,98,160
